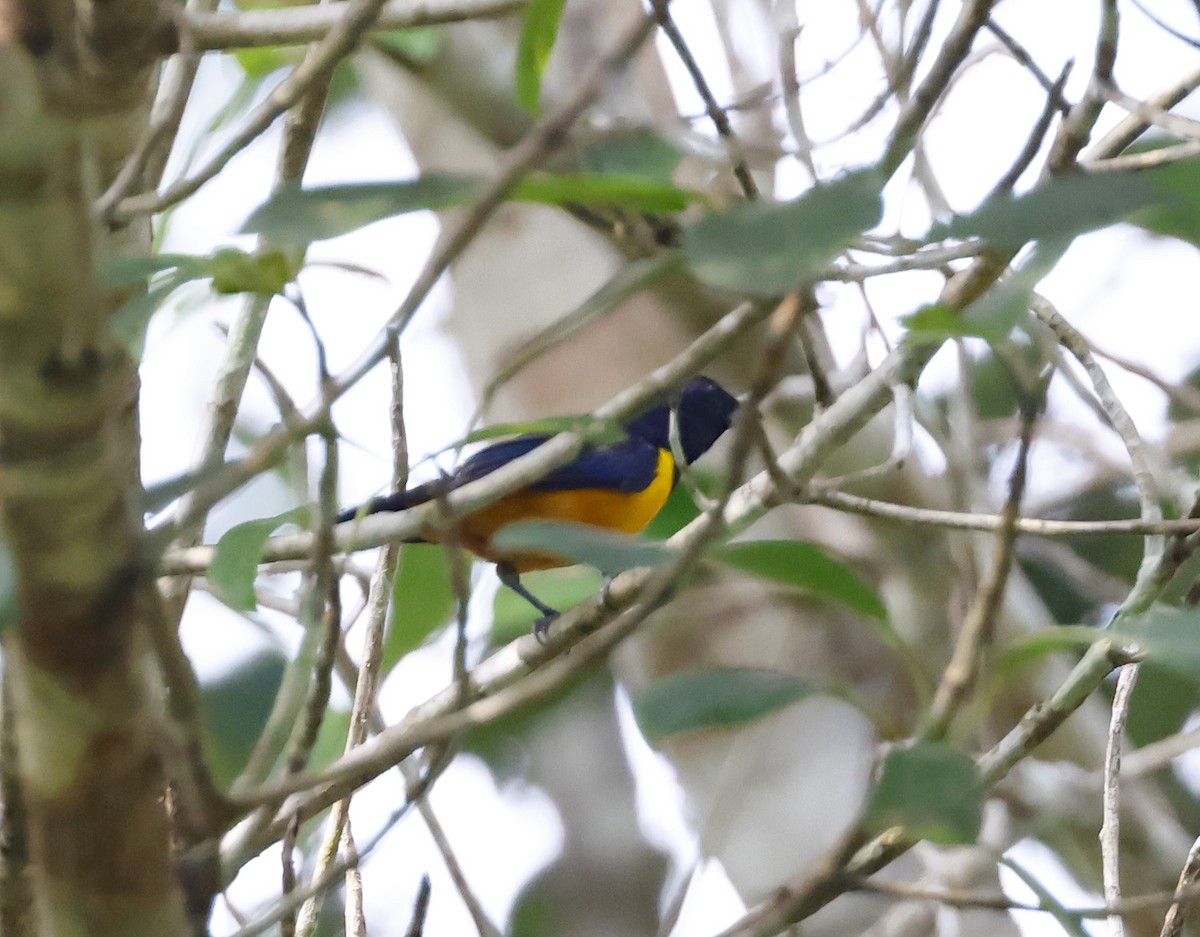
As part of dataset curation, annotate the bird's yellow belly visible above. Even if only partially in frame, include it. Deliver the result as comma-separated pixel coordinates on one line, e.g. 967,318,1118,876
432,449,676,570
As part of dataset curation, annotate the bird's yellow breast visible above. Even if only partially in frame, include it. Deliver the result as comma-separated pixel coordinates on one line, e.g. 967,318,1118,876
432,448,676,571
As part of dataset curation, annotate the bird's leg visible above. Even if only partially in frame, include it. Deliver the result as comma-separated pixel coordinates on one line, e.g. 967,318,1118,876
496,562,560,641
599,574,619,612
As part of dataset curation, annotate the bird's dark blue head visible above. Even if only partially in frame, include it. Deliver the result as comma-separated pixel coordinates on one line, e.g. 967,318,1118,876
624,376,738,463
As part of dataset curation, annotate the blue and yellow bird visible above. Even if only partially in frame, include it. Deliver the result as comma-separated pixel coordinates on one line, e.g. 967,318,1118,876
339,375,738,629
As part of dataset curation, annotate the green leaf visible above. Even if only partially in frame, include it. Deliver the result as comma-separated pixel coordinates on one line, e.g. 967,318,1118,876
1132,157,1200,246
579,129,683,182
963,342,1047,420
903,238,1066,344
995,625,1102,683
683,168,884,295
233,45,300,79
999,857,1092,937
632,667,812,743
384,544,457,672
931,157,1200,247
109,279,184,361
515,0,568,114
372,26,441,63
716,540,886,620
141,460,241,514
515,172,699,213
101,253,210,287
492,520,672,575
1110,606,1200,679
208,247,296,295
863,742,983,845
306,708,353,774
209,507,308,610
492,567,602,643
643,482,701,539
243,176,479,243
200,650,286,788
242,173,701,244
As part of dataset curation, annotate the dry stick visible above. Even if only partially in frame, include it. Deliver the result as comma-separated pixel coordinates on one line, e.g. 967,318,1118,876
1084,65,1200,159
649,0,758,199
985,17,1073,111
1161,838,1200,937
280,814,301,937
1124,725,1200,779
405,876,433,937
988,61,1073,198
1047,0,1119,169
182,0,525,50
1090,140,1200,171
855,874,1200,920
1128,0,1200,49
1099,78,1200,139
293,553,392,937
1089,342,1200,417
1104,666,1139,937
343,824,365,937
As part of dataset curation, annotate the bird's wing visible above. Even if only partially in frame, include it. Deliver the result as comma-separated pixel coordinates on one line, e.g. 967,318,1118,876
339,433,666,522
457,434,664,494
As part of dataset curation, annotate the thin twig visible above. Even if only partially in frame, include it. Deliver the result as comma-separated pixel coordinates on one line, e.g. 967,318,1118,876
881,0,1001,176
1047,0,1119,168
985,18,1072,111
1029,294,1164,613
649,0,757,199
854,874,1200,920
1124,725,1200,779
1084,65,1200,159
1161,837,1200,937
1103,665,1139,937
988,61,1073,197
1098,79,1200,140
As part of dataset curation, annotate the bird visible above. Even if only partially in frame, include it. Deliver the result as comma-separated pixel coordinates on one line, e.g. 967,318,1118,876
338,375,738,633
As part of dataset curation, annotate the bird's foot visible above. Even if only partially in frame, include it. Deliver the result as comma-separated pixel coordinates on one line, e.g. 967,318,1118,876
599,575,620,612
533,610,560,644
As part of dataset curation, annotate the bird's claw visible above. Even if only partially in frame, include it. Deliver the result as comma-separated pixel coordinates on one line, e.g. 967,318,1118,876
533,610,560,644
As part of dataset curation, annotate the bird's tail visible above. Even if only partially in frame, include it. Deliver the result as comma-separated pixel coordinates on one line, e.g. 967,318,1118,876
336,490,417,524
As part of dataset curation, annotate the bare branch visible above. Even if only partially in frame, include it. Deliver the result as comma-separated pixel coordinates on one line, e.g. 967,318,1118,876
181,0,524,50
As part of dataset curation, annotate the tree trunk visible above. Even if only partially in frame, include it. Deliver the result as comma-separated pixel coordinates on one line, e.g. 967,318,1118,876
0,7,188,935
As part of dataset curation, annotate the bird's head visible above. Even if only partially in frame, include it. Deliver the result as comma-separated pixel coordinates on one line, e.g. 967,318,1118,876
625,376,738,463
